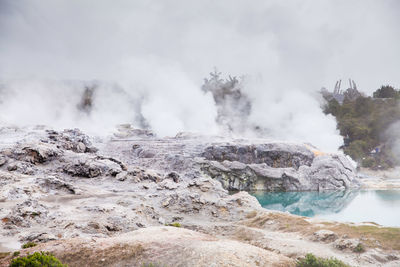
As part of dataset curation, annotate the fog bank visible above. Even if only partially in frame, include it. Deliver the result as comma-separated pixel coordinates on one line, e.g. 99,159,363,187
1,0,400,151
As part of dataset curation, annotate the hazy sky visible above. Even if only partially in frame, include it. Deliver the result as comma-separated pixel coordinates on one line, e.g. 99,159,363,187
0,0,399,151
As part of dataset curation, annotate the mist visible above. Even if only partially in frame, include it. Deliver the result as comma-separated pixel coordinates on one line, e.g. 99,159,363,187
1,0,400,152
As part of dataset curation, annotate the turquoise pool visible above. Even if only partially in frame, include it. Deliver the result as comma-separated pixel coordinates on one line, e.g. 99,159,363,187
251,190,400,227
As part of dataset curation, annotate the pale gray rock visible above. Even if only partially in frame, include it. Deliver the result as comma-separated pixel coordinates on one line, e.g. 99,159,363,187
24,232,57,243
47,129,98,153
6,200,49,228
199,143,360,191
37,177,80,194
334,238,362,251
313,230,338,242
0,156,7,167
4,143,62,164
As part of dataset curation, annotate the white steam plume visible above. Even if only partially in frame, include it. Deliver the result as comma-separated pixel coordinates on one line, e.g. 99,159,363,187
0,0,400,152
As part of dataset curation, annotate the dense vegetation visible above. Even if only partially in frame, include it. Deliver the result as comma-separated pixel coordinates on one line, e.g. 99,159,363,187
296,253,351,267
323,85,400,169
9,252,67,267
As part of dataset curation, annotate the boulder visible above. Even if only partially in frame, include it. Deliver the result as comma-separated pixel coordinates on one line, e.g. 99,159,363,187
334,238,362,251
312,230,338,242
63,157,122,178
47,129,98,153
37,177,80,194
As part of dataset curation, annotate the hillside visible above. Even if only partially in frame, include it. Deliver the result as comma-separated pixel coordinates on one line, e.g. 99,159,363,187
322,84,400,169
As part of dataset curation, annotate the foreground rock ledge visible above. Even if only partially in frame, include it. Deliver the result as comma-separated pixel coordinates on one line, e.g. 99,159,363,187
1,226,295,267
1,126,396,267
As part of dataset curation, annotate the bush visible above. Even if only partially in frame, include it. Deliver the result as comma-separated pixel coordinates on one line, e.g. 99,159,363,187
373,85,399,99
361,157,376,168
296,253,351,267
21,242,37,249
353,243,365,253
9,252,67,267
323,87,400,169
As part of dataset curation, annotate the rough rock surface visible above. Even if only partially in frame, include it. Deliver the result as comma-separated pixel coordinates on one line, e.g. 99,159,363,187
0,125,396,267
199,145,360,191
98,127,361,192
0,226,295,267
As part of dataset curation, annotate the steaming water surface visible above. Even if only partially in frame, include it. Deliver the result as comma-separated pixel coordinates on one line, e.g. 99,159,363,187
251,189,400,227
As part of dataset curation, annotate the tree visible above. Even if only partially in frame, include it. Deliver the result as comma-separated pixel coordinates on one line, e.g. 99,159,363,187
372,85,399,99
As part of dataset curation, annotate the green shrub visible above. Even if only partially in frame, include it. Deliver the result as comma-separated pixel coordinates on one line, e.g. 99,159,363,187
353,243,365,253
373,85,399,99
323,87,400,169
21,242,37,249
12,251,20,257
296,253,351,267
9,251,67,267
361,157,376,168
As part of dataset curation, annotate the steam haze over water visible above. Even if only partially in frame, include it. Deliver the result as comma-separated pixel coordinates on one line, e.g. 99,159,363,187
1,0,400,152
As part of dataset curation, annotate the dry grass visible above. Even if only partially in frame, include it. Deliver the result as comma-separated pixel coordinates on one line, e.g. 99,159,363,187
57,243,145,267
245,210,258,219
0,252,10,260
329,224,400,251
242,212,313,233
242,211,400,251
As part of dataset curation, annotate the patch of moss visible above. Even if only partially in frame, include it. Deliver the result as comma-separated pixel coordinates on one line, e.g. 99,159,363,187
169,222,181,228
9,251,67,267
21,242,37,249
296,253,351,267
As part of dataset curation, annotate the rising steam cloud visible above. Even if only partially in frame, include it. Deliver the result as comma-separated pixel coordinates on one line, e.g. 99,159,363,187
1,0,400,152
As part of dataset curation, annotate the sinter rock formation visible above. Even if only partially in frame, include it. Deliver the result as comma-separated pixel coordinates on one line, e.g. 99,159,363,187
0,125,398,267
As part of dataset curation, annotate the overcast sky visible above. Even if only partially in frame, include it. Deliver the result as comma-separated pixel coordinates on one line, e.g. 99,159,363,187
1,0,399,92
0,0,399,150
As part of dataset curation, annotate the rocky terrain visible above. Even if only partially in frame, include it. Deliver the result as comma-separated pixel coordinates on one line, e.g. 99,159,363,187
0,125,398,266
